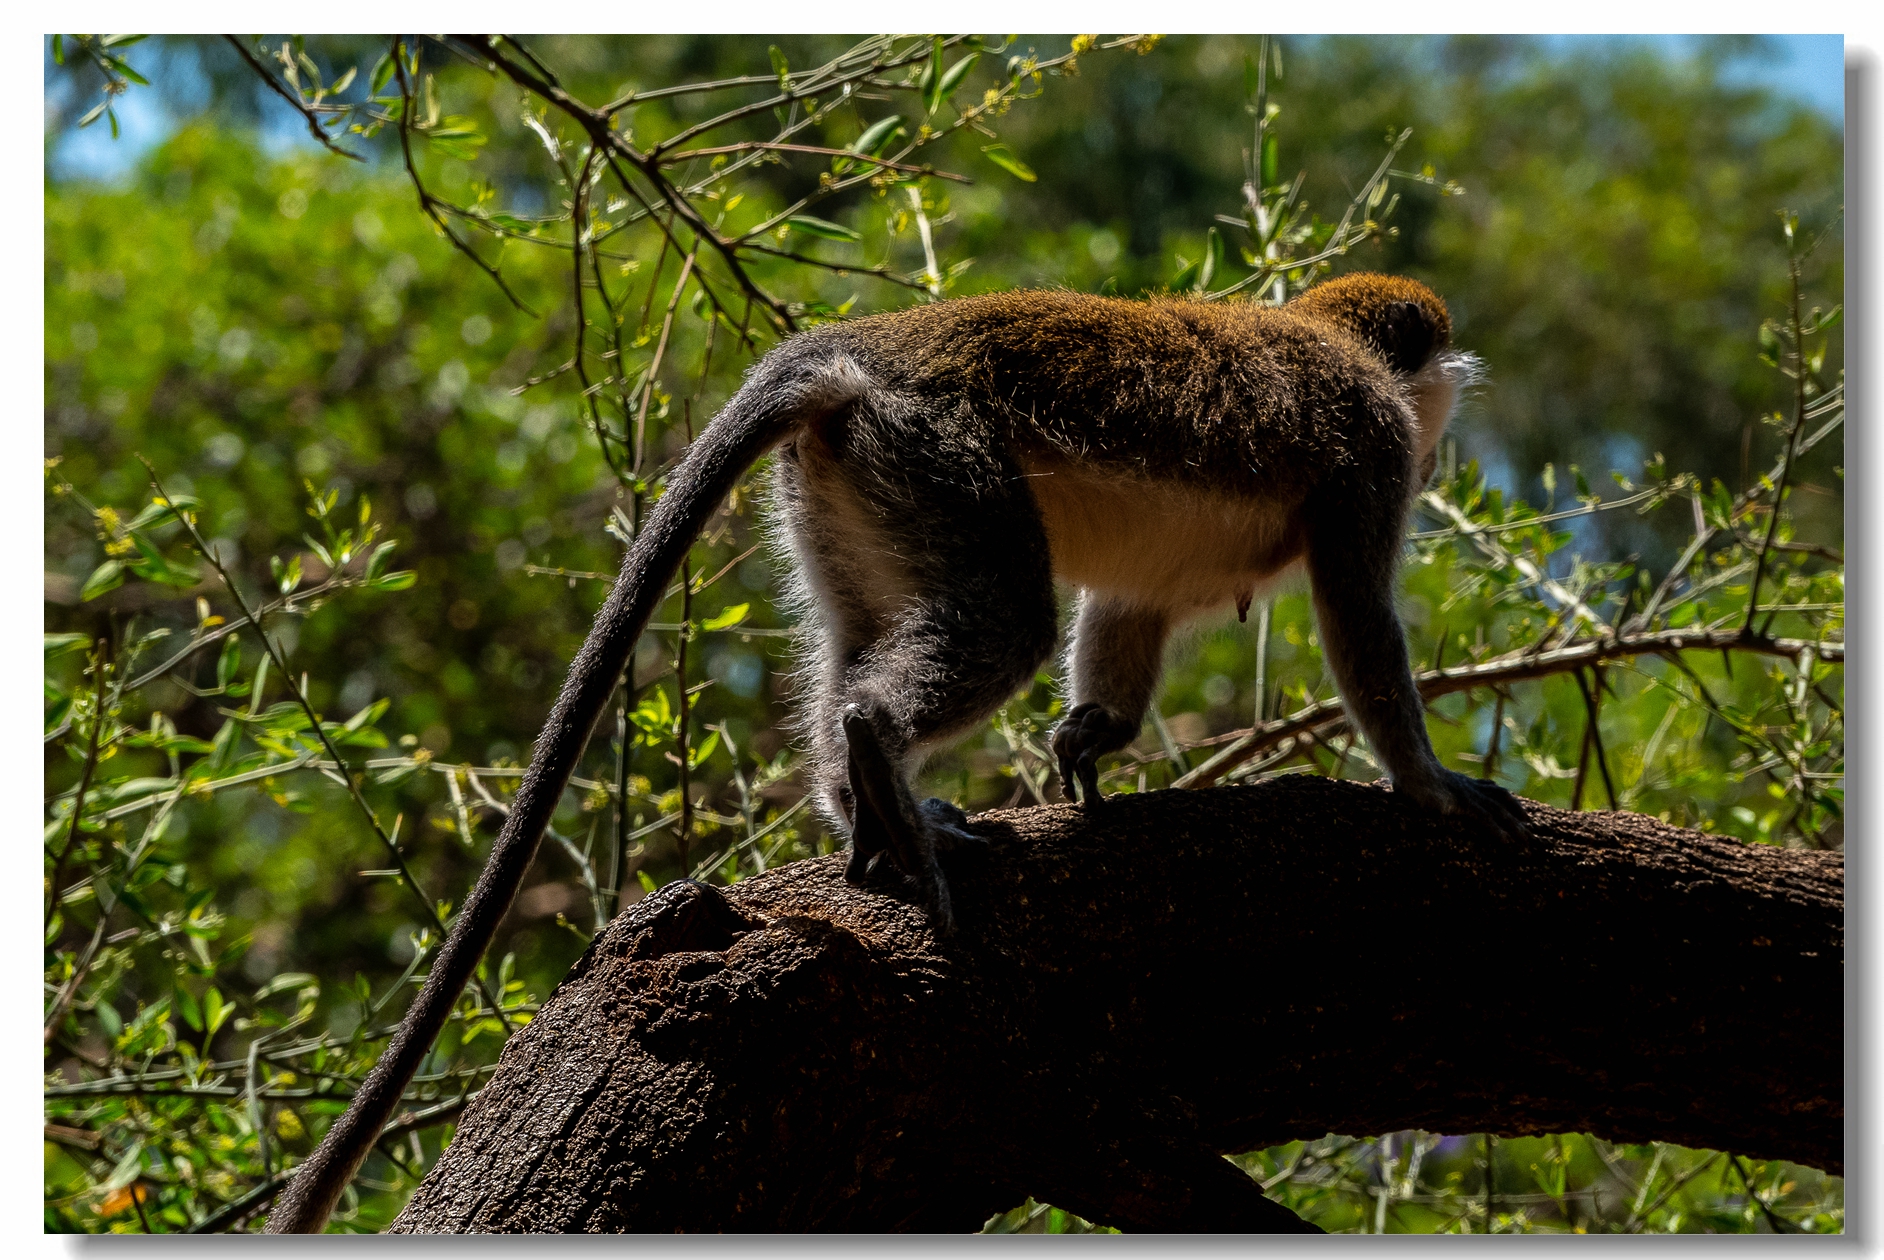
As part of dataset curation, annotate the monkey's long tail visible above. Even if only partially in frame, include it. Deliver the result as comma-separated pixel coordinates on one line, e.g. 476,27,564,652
265,352,861,1233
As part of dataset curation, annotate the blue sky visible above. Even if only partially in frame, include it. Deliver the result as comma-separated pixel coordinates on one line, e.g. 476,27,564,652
1554,33,1843,118
46,34,1844,185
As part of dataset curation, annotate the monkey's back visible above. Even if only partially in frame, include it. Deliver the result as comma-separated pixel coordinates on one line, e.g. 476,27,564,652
820,289,1415,501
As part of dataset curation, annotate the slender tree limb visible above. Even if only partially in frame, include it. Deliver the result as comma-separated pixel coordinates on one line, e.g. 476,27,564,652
1176,626,1840,789
393,41,536,315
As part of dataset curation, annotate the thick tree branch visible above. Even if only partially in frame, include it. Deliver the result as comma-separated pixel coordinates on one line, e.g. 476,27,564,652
386,779,1840,1232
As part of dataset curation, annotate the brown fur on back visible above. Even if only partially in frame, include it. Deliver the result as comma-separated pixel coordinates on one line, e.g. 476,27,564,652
825,279,1440,503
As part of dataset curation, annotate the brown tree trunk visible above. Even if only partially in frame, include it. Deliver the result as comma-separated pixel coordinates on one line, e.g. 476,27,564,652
389,779,1842,1233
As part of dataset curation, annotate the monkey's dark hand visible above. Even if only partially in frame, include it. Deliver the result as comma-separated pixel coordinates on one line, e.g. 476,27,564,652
1402,769,1530,841
1051,702,1139,806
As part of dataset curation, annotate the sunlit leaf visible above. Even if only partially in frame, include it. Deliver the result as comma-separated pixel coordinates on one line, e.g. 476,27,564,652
980,144,1036,182
787,215,861,242
79,560,125,602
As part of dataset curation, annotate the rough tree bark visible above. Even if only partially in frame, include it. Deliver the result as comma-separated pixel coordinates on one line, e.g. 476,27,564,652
389,778,1842,1233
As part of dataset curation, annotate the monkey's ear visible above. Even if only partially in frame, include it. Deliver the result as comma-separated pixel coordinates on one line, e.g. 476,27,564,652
1377,300,1437,376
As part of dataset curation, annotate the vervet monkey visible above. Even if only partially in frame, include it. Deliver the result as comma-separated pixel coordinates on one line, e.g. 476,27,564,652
267,272,1525,1231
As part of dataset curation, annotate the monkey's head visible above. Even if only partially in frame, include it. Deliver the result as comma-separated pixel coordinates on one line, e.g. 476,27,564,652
1290,273,1476,485
1287,273,1452,377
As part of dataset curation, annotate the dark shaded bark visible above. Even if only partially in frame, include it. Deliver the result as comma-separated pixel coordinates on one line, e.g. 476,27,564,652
390,778,1842,1233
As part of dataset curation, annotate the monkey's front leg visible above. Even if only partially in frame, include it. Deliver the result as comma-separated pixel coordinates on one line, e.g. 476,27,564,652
1052,594,1170,805
1305,510,1530,839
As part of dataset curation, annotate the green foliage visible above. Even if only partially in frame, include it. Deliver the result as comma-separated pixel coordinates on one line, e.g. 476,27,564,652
45,35,1841,1233
1238,1133,1840,1233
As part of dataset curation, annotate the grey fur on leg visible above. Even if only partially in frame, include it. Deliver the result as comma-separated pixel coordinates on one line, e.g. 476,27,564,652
772,386,1059,925
1052,595,1170,804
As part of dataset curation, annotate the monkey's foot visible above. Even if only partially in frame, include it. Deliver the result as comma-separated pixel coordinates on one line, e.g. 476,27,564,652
1404,769,1531,841
1050,702,1139,806
918,798,988,856
840,707,957,931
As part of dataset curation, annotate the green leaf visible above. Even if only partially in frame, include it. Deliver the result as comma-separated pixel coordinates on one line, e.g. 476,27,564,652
836,115,905,175
428,117,487,161
102,34,149,49
700,602,750,631
1169,257,1201,292
343,697,390,733
937,53,980,102
851,114,905,157
364,540,397,581
485,212,537,234
980,144,1036,182
370,51,395,96
52,34,64,65
768,44,790,87
689,728,721,769
922,36,946,115
77,100,108,129
330,65,357,96
127,494,198,531
95,1000,121,1041
787,215,861,243
130,532,198,587
80,560,125,601
637,869,658,894
272,553,303,595
369,569,417,591
45,632,92,658
1199,226,1222,292
216,635,242,690
203,987,230,1038
255,972,318,1002
208,717,240,771
1260,132,1279,188
175,985,203,1033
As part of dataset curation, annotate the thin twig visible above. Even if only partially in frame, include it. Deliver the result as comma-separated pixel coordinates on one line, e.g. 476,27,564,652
221,36,364,161
660,140,970,181
393,41,535,315
1742,248,1811,636
141,459,509,1027
47,644,108,922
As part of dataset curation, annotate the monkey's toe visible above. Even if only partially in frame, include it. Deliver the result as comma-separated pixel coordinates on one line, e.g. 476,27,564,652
1051,702,1138,805
1426,770,1530,841
843,844,880,885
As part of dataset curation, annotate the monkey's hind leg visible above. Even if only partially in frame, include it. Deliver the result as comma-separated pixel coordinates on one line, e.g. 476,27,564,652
835,587,1057,930
1052,594,1171,805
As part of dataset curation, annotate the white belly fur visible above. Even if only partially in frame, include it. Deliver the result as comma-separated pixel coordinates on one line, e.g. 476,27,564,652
1019,454,1304,618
